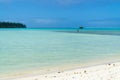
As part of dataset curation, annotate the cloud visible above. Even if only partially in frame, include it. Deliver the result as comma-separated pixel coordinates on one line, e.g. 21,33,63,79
0,0,11,3
1,0,120,5
86,19,120,27
55,0,83,5
0,0,24,3
55,0,120,5
88,20,120,25
0,18,27,24
30,0,89,6
35,19,57,24
0,0,82,6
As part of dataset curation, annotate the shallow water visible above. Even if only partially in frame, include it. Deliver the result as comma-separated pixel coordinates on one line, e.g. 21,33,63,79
0,29,120,78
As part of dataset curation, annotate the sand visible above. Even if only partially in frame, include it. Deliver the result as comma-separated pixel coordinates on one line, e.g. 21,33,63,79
10,61,120,80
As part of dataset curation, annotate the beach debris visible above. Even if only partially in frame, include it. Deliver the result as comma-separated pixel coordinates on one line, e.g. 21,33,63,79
72,77,75,79
84,70,87,74
53,76,56,78
108,63,111,66
45,76,47,78
58,71,61,73
113,64,115,66
34,78,38,80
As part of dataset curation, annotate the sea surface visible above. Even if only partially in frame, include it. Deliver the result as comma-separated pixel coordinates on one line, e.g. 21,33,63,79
0,28,120,79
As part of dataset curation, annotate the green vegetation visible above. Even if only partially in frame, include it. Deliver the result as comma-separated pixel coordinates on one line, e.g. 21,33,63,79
0,22,26,28
79,26,84,29
77,26,84,32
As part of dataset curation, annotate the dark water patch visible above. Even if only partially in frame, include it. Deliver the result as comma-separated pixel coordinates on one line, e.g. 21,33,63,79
55,30,120,36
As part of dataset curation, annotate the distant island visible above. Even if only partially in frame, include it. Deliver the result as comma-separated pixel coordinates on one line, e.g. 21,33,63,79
0,22,26,28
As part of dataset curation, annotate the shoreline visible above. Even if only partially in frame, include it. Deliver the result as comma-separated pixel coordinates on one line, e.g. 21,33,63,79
1,60,120,80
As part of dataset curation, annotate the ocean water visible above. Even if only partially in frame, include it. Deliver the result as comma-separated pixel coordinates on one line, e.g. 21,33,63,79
0,28,120,78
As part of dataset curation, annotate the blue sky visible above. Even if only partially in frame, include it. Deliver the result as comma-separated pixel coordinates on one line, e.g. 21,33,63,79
0,0,120,28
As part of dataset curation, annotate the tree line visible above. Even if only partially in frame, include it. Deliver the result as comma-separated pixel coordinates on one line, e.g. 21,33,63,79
0,22,26,28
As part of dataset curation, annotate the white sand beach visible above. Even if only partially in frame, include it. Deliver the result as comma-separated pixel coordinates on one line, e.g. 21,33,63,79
11,61,120,80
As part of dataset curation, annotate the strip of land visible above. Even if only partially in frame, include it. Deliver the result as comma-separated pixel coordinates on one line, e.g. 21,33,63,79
57,30,120,36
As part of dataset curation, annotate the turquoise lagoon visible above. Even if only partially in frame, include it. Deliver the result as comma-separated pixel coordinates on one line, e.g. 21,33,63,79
0,28,120,78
